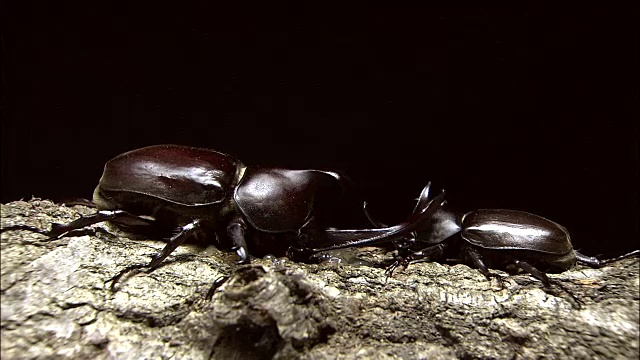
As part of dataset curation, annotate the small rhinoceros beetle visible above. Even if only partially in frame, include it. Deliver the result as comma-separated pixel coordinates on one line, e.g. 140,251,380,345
361,189,639,289
386,206,639,292
1,145,445,275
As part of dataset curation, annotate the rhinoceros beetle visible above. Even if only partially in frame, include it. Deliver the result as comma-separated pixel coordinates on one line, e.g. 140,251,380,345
0,145,445,276
361,189,639,290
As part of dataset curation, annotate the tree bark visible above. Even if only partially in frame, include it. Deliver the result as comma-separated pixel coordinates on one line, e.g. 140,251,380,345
2,200,638,359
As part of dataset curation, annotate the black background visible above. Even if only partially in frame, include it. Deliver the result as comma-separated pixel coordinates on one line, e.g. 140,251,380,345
2,2,637,257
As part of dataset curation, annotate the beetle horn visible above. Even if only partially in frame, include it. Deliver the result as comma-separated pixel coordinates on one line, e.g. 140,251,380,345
288,184,446,257
412,181,432,213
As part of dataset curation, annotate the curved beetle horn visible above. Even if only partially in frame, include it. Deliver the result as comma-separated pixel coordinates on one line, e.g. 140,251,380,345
289,184,446,256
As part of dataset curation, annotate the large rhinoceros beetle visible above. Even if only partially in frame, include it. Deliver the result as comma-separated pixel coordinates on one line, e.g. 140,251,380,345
0,145,445,274
365,192,640,289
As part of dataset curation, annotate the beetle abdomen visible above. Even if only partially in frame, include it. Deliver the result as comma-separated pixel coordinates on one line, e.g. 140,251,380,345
461,209,573,255
99,145,244,206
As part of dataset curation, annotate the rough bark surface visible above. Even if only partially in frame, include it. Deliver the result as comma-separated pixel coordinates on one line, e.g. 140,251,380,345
1,200,638,360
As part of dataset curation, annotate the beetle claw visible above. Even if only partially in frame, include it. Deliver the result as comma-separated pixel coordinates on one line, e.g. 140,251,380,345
487,273,506,290
385,256,410,277
206,275,231,299
286,246,312,262
106,263,148,292
385,261,400,277
232,246,249,264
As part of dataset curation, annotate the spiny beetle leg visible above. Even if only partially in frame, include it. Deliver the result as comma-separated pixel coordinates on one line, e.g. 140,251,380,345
227,216,250,264
1,210,155,240
48,210,155,239
107,220,204,291
0,224,50,236
575,250,640,267
466,247,507,288
513,259,583,309
147,219,202,269
385,243,447,277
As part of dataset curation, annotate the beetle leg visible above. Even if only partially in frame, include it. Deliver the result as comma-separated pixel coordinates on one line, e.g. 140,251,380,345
227,216,250,264
148,219,202,269
385,243,447,277
575,250,640,268
385,261,404,277
0,224,50,236
206,275,231,300
49,210,157,238
1,210,155,239
107,264,148,291
59,198,96,208
466,248,505,287
514,260,583,308
512,260,550,286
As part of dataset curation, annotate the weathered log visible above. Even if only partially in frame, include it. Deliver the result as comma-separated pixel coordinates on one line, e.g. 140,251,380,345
1,200,638,359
